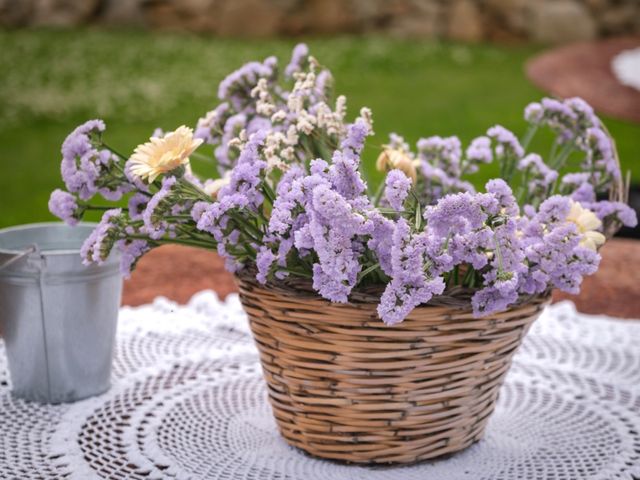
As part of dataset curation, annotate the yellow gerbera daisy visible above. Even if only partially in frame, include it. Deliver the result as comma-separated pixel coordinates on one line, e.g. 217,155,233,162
567,200,606,251
376,148,417,183
129,126,203,183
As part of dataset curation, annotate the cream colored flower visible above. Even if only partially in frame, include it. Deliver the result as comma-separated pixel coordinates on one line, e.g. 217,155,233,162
203,172,232,199
567,200,606,251
376,148,417,183
129,126,203,183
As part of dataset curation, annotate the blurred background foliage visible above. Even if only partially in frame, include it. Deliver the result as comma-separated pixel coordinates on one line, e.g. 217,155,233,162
1,29,639,227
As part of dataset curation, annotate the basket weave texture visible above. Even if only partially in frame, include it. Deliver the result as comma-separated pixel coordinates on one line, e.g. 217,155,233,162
237,275,550,464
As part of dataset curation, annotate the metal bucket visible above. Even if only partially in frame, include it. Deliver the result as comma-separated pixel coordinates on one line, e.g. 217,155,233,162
0,222,122,404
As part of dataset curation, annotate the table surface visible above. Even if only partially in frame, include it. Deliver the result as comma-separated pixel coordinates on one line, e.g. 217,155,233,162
122,238,640,319
2,296,640,479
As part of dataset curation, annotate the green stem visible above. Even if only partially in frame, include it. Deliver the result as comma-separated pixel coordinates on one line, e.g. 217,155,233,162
102,142,129,162
358,262,380,283
372,179,385,207
282,268,313,279
129,234,215,250
520,124,538,151
551,141,575,170
86,205,115,211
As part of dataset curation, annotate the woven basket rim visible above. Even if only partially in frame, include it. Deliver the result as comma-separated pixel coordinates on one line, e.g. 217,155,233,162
235,268,552,312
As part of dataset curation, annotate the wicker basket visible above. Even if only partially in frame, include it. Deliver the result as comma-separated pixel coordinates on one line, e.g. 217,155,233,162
234,129,627,464
237,275,550,464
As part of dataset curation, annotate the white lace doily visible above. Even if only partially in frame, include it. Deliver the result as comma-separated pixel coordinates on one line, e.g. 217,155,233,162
612,47,640,91
1,293,639,480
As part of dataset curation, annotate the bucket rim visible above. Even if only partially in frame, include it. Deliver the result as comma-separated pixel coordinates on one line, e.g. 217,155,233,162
0,222,98,256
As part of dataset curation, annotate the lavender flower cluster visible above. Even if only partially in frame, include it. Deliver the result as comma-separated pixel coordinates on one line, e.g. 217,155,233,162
50,44,637,325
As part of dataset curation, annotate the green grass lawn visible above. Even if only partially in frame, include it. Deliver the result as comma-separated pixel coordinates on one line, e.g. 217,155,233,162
1,29,639,228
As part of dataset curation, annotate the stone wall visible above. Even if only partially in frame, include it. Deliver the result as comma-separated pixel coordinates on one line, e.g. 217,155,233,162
2,0,639,44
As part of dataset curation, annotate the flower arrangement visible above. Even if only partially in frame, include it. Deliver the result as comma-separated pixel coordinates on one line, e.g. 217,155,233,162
50,44,636,325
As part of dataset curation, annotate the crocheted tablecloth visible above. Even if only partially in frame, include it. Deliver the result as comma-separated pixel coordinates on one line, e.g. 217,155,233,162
1,294,639,480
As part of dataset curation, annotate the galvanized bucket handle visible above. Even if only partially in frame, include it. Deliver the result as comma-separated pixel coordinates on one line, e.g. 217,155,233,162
0,244,39,272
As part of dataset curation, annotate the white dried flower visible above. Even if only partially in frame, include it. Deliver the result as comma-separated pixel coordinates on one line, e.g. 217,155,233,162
271,110,287,123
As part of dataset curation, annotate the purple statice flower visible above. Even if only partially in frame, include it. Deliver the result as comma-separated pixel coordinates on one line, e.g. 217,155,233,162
518,191,606,296
329,119,370,200
124,160,150,193
569,181,596,204
589,201,638,228
465,136,493,173
61,119,132,201
447,227,492,270
217,58,276,109
48,189,81,226
128,192,150,221
377,219,445,325
485,178,519,215
116,239,151,278
520,222,600,295
196,193,249,241
217,228,243,273
416,162,475,201
252,168,306,282
524,102,544,124
471,279,518,317
424,191,487,237
314,69,333,100
566,97,599,130
518,153,558,194
417,135,462,177
387,133,411,153
539,98,578,140
60,119,105,200
268,166,308,236
255,247,277,284
531,97,599,145
472,215,526,316
219,129,268,208
384,169,411,211
285,43,309,78
367,211,395,275
247,116,272,136
142,176,177,239
256,122,378,301
215,113,247,174
487,125,524,159
80,208,122,265
536,195,572,224
581,127,619,186
562,172,591,189
195,102,231,145
305,183,373,302
414,135,477,200
195,191,250,274
190,201,210,224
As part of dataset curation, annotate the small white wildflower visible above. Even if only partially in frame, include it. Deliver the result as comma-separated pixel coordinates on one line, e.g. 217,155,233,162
309,56,320,72
296,110,316,135
335,95,347,121
359,107,374,135
286,125,299,146
204,172,232,199
271,110,287,123
281,146,296,161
